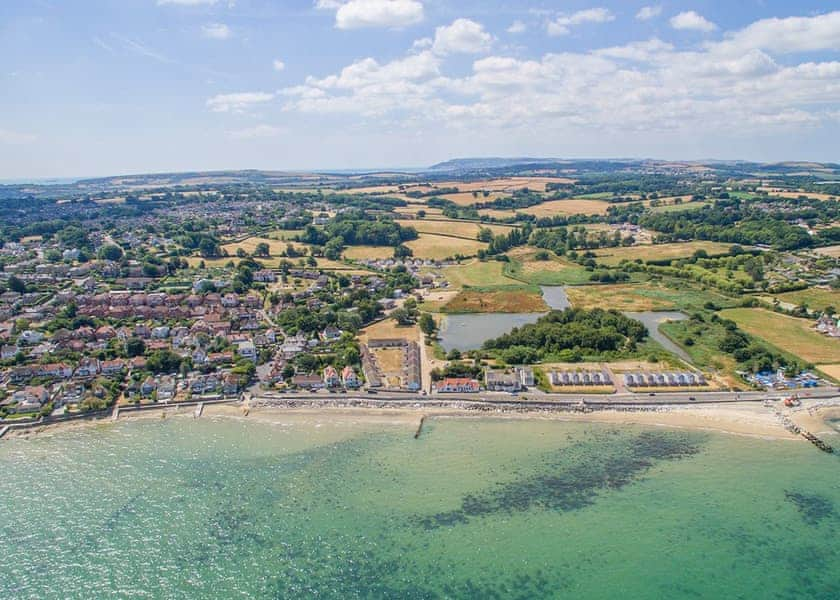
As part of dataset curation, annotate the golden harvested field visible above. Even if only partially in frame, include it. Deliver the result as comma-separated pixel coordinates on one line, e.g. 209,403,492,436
593,241,732,266
720,308,840,364
396,219,514,239
477,208,517,219
565,284,677,311
439,191,508,206
815,245,840,258
520,199,611,217
758,187,838,201
405,234,487,260
394,205,444,217
342,245,394,260
817,364,840,381
222,236,308,257
443,288,548,313
360,319,419,343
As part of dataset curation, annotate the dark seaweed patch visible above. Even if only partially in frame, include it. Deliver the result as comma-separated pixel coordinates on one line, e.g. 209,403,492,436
785,491,836,526
419,430,702,529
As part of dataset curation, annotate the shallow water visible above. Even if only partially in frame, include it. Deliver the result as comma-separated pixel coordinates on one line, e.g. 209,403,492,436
439,312,542,352
1,416,839,599
623,310,691,362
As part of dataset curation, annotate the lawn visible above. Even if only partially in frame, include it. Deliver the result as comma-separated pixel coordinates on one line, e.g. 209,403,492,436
436,260,521,288
504,247,593,285
441,286,548,313
520,199,611,217
404,233,487,260
770,288,840,312
593,241,733,266
265,229,303,241
649,201,710,213
720,308,840,364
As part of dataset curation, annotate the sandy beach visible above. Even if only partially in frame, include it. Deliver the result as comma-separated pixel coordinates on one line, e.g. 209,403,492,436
5,400,839,444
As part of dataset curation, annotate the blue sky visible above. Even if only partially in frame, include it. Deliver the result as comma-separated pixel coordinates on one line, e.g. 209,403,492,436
1,1,839,178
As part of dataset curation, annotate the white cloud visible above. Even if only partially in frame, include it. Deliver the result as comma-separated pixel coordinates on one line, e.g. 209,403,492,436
711,11,840,55
670,11,717,32
432,19,493,55
228,124,284,139
547,8,614,36
320,0,424,30
636,6,662,21
201,23,231,40
206,92,275,113
596,38,674,61
507,20,527,34
278,10,840,143
273,59,286,72
0,128,36,144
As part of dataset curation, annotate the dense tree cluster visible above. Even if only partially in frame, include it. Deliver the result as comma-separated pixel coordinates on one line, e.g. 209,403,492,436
483,308,647,359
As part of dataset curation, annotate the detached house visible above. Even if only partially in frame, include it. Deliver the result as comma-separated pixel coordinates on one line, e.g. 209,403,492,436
433,377,480,393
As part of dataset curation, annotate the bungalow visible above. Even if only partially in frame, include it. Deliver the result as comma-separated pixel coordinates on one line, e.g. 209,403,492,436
433,377,480,393
1,344,18,360
321,326,342,342
292,374,325,390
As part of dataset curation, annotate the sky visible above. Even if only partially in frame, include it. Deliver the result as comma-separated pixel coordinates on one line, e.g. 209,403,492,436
1,1,839,178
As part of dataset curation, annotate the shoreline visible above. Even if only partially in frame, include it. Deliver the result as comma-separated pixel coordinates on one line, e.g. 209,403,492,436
4,398,839,444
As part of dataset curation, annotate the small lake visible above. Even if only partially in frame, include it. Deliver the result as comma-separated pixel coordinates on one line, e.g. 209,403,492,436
622,311,690,362
439,312,543,352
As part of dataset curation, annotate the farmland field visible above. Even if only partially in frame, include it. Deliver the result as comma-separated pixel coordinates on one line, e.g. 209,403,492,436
520,199,611,217
767,288,840,312
504,247,593,285
814,245,840,258
343,245,395,260
404,233,486,260
434,260,521,288
442,286,548,313
720,308,839,364
649,200,710,213
817,363,840,382
438,191,509,206
396,219,513,239
221,236,308,257
593,241,733,266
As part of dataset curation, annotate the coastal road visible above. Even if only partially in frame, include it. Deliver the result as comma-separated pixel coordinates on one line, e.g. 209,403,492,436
254,387,840,408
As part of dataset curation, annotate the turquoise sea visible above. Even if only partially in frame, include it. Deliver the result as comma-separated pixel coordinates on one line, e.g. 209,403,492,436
1,414,838,598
